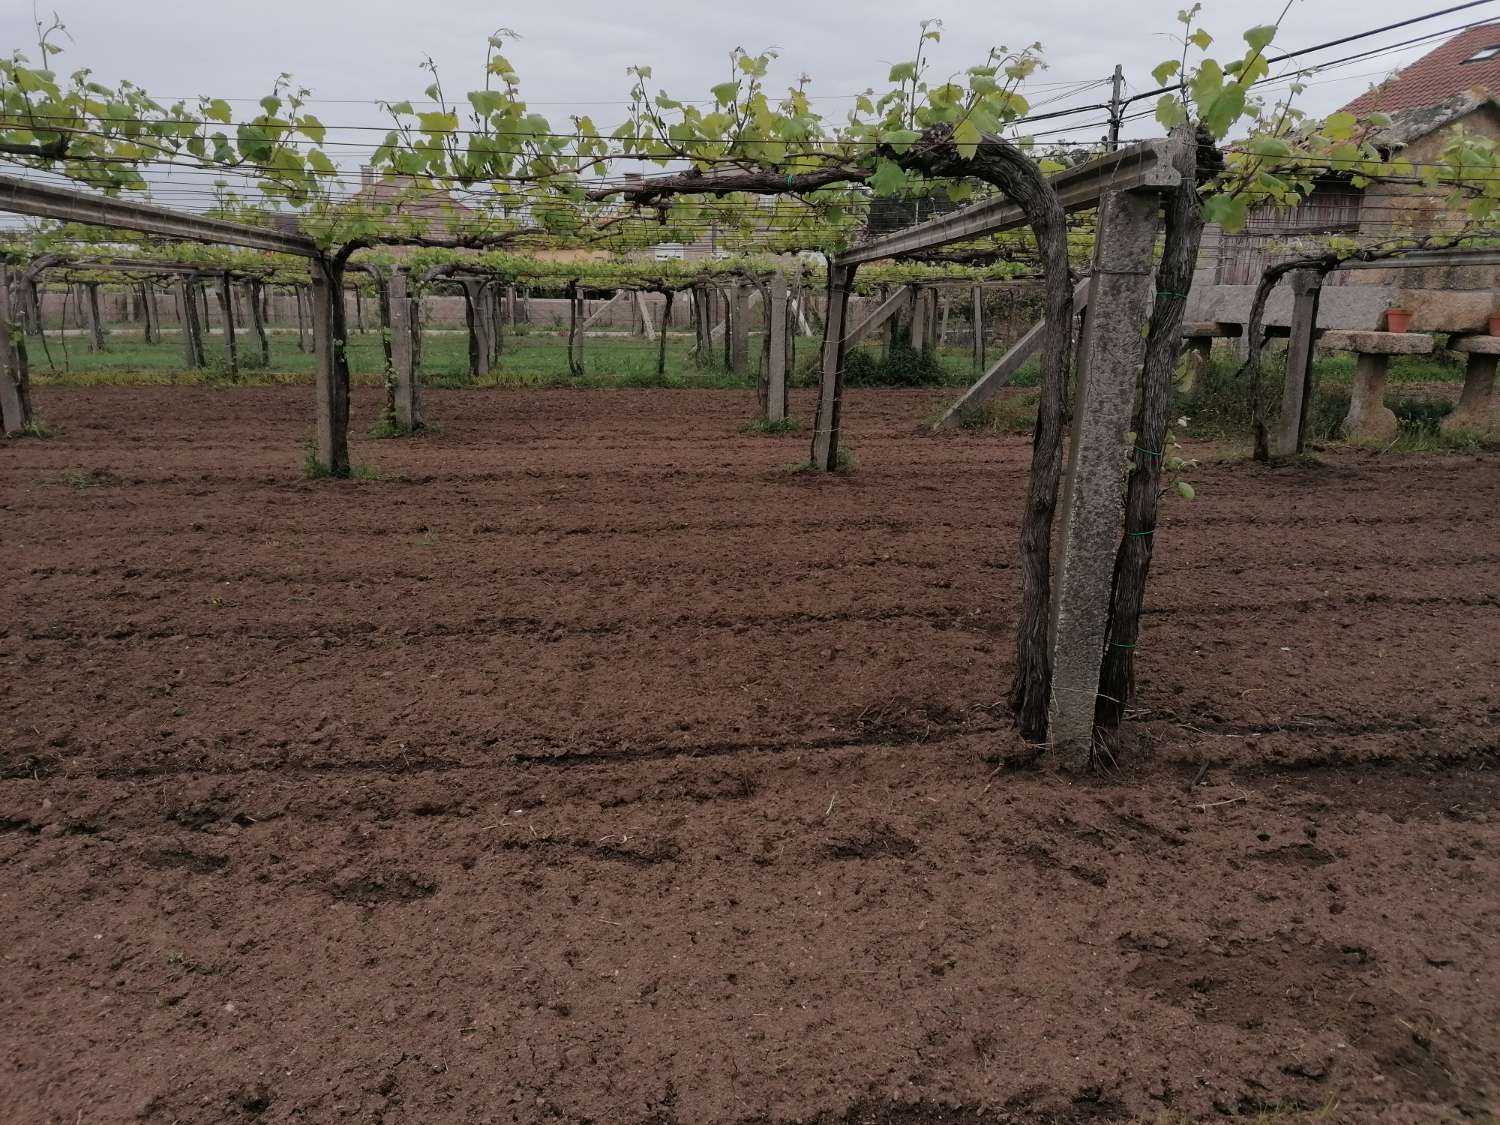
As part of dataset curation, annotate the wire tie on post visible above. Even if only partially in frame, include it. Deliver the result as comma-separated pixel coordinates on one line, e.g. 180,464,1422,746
1110,642,1137,649
1127,529,1155,537
1134,445,1163,457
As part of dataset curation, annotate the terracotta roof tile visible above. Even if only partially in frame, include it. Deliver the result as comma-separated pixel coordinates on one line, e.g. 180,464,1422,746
1341,23,1500,116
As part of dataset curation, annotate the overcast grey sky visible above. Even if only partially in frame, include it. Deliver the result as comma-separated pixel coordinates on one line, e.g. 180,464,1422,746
3,0,1495,195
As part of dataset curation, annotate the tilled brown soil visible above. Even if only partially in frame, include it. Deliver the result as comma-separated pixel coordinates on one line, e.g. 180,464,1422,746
1,385,1497,1125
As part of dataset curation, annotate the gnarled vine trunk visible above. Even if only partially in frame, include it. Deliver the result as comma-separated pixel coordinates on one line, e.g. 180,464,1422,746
657,289,673,376
900,130,1074,743
247,281,269,366
215,273,238,379
567,282,585,376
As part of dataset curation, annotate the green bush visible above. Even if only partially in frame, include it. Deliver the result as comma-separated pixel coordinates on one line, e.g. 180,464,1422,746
793,325,947,388
844,325,947,387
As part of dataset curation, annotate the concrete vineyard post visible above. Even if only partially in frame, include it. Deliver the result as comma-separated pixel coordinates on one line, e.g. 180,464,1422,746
730,281,751,377
1274,269,1323,457
766,273,789,422
18,275,40,336
294,285,308,352
910,285,929,353
389,268,420,432
971,284,984,374
0,261,34,435
810,263,855,471
83,281,105,352
1047,187,1163,762
487,282,503,364
178,277,206,369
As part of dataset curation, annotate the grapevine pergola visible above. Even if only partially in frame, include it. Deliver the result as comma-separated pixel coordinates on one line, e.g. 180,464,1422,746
6,10,1498,760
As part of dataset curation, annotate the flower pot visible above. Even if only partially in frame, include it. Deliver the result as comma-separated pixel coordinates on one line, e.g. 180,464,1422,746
1487,313,1500,337
1385,308,1413,333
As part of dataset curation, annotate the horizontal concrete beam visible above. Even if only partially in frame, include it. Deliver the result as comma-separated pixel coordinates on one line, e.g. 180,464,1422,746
1336,249,1500,271
837,140,1179,266
0,173,318,258
39,257,280,279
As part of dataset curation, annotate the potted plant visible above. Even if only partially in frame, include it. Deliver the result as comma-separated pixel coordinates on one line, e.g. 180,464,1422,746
1386,306,1413,333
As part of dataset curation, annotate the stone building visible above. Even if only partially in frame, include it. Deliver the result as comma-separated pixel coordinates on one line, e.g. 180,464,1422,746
1189,23,1500,334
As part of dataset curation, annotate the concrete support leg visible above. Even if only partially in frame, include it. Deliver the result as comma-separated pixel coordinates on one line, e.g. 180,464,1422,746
765,273,789,422
1274,269,1323,457
1048,187,1162,762
811,264,856,470
390,268,420,432
1344,353,1398,441
1442,352,1497,436
1179,336,1212,394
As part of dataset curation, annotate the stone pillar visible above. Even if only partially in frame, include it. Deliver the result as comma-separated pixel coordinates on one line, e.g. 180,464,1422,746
389,268,420,432
1344,353,1398,441
1444,338,1499,436
1274,269,1323,457
811,264,856,471
1179,334,1212,394
1048,187,1162,761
